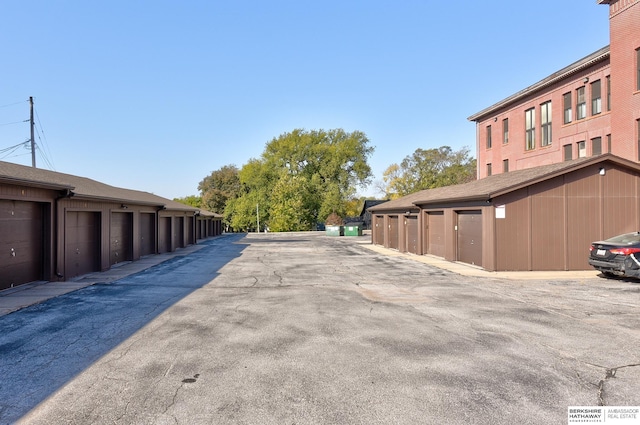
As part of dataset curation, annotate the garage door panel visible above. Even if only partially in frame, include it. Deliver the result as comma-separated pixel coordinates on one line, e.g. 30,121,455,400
65,211,100,279
140,213,155,257
110,212,133,265
388,216,399,250
0,200,44,289
405,216,419,254
457,211,482,267
427,212,445,257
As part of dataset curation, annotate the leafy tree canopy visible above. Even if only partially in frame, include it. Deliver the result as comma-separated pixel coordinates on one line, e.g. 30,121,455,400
383,146,476,199
198,165,241,215
229,128,374,232
173,195,202,208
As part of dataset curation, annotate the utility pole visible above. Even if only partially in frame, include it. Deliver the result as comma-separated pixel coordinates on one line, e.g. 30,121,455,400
29,96,36,168
256,204,260,232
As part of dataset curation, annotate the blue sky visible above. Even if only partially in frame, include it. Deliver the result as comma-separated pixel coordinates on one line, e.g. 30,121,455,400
1,1,610,199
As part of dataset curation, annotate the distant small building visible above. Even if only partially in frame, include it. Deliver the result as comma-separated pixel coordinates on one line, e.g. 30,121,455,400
357,200,388,230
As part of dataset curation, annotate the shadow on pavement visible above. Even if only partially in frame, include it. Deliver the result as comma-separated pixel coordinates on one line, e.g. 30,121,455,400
0,234,248,424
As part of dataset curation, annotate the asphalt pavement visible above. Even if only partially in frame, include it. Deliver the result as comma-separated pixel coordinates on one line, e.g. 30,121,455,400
0,232,638,424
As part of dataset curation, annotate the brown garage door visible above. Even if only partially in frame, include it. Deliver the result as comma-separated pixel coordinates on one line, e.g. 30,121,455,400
140,213,155,257
374,216,384,245
457,210,482,267
65,211,100,279
427,211,445,258
187,216,194,245
158,217,171,253
405,216,419,254
110,212,133,265
0,200,44,290
388,216,399,250
176,217,185,248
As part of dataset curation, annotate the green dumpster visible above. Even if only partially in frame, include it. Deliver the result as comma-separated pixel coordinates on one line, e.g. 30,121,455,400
344,225,362,236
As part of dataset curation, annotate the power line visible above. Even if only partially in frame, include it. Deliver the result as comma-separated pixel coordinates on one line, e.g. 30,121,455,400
0,100,27,109
0,119,29,127
34,107,56,170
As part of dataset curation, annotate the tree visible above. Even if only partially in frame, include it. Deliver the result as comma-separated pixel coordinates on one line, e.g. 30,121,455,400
198,165,241,215
383,146,476,198
228,129,374,232
173,195,202,208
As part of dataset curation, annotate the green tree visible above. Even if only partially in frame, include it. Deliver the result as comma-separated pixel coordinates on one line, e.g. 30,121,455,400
229,128,374,231
383,146,476,198
198,165,241,215
173,195,202,208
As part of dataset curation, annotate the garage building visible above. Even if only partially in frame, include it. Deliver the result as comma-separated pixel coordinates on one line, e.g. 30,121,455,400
369,154,640,272
0,160,222,290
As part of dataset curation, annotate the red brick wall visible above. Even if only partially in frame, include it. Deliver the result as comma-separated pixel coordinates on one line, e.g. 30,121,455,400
476,0,639,178
476,63,611,179
608,0,640,161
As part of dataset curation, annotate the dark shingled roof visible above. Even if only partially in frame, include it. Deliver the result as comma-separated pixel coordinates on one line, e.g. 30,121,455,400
0,160,221,216
369,154,638,212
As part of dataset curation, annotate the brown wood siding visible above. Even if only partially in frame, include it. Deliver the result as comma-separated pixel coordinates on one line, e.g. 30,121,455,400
405,216,419,254
139,213,155,257
566,168,601,270
110,212,133,265
494,191,530,271
0,200,44,289
426,212,445,257
457,211,482,266
530,178,566,271
65,211,100,279
158,217,171,254
602,167,638,238
388,216,399,250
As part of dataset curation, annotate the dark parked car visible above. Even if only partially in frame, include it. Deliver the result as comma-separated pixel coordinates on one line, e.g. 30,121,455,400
589,232,640,278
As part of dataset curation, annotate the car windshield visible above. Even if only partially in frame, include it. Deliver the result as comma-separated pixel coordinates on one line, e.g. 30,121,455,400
605,232,640,245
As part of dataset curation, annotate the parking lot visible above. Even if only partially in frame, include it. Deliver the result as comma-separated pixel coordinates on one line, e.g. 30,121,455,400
1,232,639,424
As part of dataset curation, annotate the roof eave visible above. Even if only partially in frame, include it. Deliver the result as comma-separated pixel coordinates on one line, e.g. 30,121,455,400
413,194,490,207
0,176,75,191
468,46,610,122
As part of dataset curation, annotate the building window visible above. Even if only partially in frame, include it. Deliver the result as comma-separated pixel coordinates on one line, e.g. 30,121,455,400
486,125,492,149
576,87,586,120
592,137,602,156
502,118,509,144
487,163,492,176
541,101,552,146
591,80,601,115
607,134,612,153
563,92,572,124
578,141,586,158
503,159,509,173
525,107,535,150
563,144,573,161
606,76,611,111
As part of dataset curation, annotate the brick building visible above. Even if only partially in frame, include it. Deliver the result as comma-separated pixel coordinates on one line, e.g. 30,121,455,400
369,0,640,272
469,0,640,178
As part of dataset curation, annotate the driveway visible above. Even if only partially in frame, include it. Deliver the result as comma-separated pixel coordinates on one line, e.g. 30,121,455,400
1,232,638,424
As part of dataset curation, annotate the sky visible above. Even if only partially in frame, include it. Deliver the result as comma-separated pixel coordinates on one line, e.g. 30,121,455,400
1,1,610,200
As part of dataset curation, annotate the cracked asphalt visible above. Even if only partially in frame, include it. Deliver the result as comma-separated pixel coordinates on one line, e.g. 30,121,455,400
1,232,639,424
